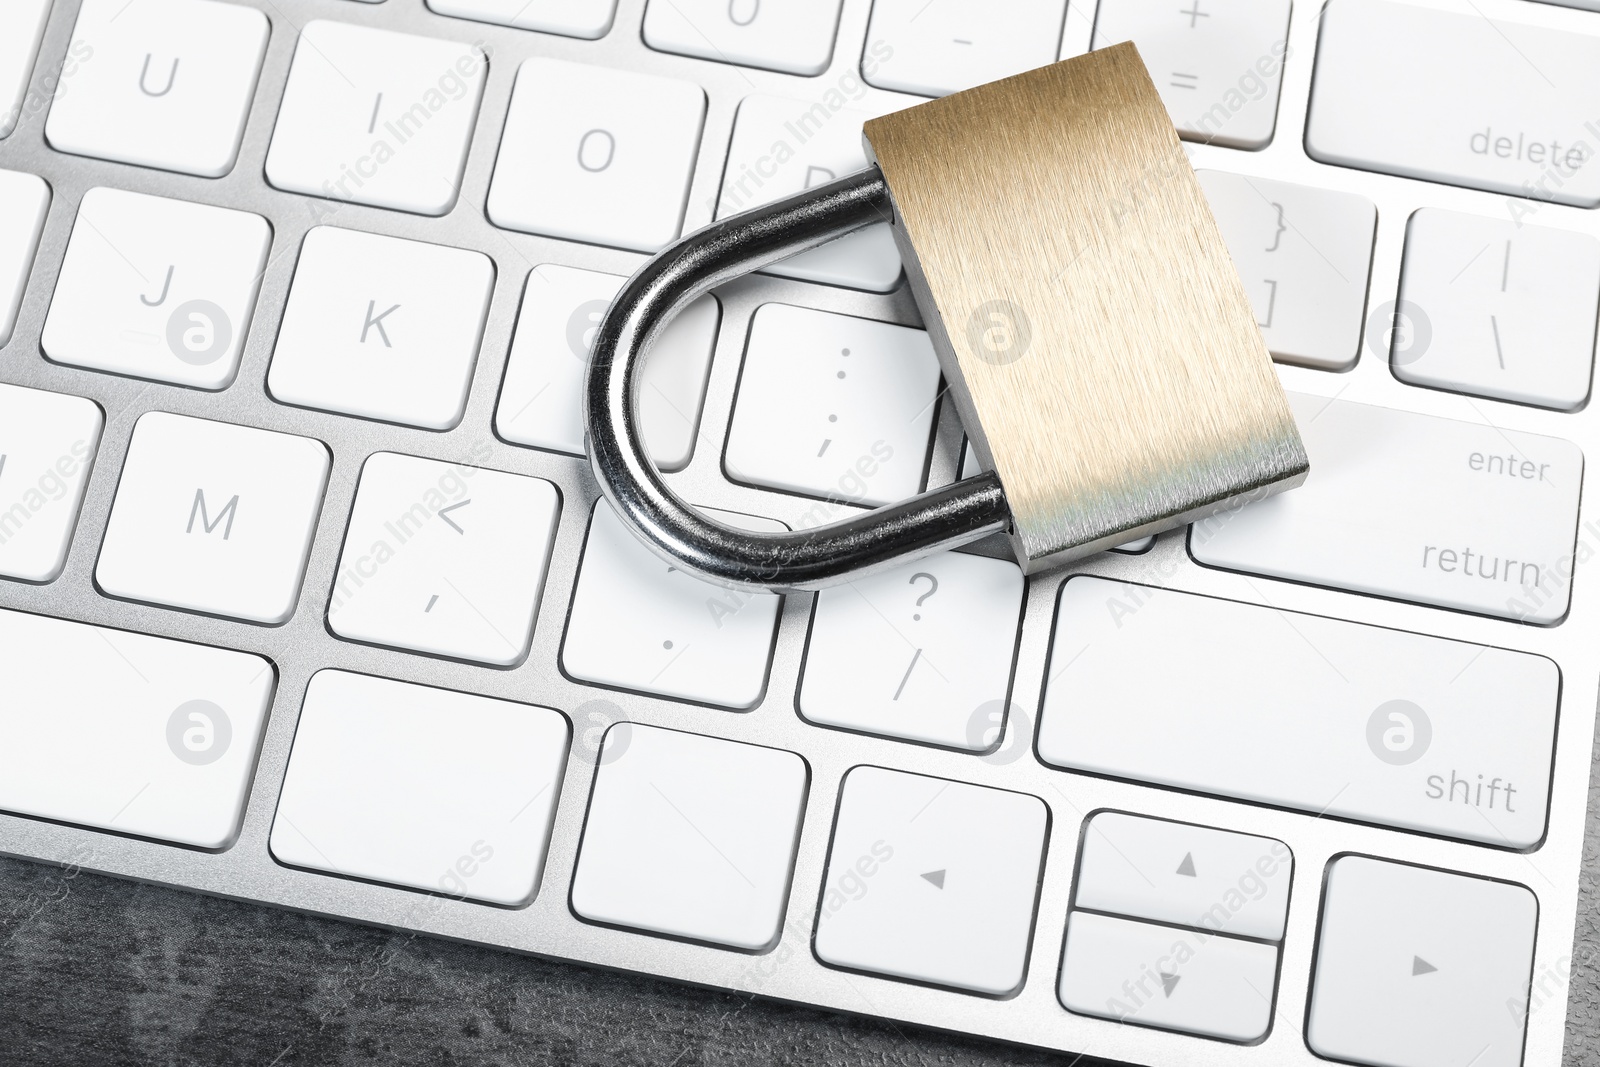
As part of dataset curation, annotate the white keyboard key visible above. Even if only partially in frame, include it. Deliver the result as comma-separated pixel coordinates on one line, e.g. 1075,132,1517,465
266,22,486,217
0,608,273,848
571,724,806,950
644,0,843,76
1058,911,1278,1042
97,413,330,624
328,453,560,665
42,187,270,389
0,0,52,139
1307,0,1600,207
0,168,49,347
1039,577,1558,848
958,440,1153,553
562,503,783,709
268,227,494,430
863,0,1066,97
814,766,1047,995
1074,812,1292,941
1308,857,1536,1067
1391,209,1600,411
495,264,718,471
1197,171,1376,371
1093,0,1290,150
725,304,940,508
425,0,617,39
0,384,101,582
1191,393,1583,623
799,550,1024,750
717,95,902,292
488,59,705,252
272,671,570,906
46,0,267,177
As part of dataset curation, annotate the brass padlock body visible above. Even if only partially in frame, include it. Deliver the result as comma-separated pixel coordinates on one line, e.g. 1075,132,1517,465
863,43,1308,573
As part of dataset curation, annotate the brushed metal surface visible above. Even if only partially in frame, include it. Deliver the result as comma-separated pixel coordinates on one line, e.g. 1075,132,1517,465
865,43,1307,572
0,2,1593,1067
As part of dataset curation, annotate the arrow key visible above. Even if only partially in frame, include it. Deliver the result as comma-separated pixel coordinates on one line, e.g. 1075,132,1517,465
1074,812,1293,941
1308,856,1536,1067
1058,910,1278,1042
815,766,1047,996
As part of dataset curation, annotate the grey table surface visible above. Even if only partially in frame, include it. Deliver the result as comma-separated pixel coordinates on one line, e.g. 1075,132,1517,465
2,733,1596,1067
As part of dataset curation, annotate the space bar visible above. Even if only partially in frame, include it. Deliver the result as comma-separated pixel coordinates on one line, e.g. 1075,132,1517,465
1306,0,1600,207
1038,578,1558,848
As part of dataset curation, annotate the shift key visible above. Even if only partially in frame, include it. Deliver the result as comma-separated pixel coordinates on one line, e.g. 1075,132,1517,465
1190,393,1582,623
1307,0,1600,208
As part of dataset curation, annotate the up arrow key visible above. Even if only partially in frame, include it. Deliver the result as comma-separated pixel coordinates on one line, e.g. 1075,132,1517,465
1175,852,1197,877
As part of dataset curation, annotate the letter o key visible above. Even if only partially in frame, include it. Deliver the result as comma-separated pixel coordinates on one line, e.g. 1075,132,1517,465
578,129,616,173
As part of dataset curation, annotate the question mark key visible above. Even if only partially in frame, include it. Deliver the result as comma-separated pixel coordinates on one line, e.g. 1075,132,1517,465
797,551,1026,750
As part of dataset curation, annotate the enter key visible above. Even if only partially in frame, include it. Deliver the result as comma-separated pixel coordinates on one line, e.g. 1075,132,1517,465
1190,393,1583,623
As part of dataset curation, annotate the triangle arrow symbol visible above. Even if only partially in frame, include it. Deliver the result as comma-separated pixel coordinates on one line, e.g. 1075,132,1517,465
1412,956,1437,976
1159,972,1181,997
920,869,946,889
1176,853,1196,877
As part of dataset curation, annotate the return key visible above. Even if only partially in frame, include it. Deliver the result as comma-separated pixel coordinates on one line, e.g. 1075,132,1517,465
1190,393,1582,623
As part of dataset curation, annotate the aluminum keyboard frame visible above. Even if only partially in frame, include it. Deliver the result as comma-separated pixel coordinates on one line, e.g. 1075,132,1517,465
0,0,1594,1064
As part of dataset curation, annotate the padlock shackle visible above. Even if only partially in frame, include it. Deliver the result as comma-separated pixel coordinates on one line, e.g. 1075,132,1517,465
584,166,1010,592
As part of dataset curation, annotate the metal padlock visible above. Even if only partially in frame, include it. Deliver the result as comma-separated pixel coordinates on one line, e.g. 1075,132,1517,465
585,42,1308,591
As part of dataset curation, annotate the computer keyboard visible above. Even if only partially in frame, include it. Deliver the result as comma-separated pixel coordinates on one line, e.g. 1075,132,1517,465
0,1,1595,1066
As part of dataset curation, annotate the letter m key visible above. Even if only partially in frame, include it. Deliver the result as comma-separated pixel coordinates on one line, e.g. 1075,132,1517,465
188,489,239,540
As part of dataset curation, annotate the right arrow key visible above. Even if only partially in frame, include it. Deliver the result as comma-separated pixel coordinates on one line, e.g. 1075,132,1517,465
1309,856,1536,1067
